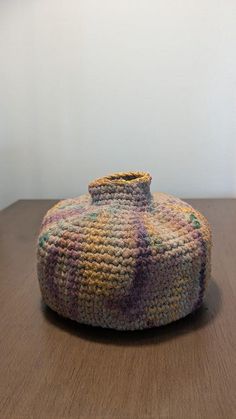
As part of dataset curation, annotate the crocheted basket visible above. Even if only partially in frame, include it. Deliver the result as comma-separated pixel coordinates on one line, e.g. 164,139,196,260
37,172,212,330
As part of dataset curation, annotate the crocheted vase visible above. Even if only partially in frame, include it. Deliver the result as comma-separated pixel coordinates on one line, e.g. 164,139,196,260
37,172,212,330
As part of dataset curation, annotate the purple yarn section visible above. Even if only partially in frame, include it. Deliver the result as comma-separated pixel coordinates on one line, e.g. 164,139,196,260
195,237,208,309
42,207,86,228
65,247,81,319
114,218,152,318
43,245,60,304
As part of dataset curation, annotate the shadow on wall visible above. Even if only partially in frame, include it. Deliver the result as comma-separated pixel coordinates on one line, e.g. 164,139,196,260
41,278,221,347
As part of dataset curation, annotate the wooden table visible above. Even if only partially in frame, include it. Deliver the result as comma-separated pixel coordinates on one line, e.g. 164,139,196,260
0,199,235,419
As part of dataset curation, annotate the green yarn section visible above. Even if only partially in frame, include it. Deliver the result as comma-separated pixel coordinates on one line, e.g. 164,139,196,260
189,213,201,229
39,232,49,248
87,212,98,220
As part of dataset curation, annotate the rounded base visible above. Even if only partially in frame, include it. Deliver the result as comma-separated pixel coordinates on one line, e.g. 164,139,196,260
42,293,206,331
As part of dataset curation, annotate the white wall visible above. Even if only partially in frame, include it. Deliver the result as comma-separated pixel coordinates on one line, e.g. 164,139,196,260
0,0,236,210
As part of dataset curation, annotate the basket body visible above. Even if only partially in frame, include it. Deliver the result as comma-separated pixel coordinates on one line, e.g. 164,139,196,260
37,172,212,330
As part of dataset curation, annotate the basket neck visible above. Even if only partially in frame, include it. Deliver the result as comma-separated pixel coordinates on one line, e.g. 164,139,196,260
88,172,152,209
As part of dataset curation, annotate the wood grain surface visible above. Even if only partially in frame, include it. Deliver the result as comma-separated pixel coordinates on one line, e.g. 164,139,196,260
0,199,235,419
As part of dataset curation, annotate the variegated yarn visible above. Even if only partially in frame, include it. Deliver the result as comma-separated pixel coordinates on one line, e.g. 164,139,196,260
37,172,212,330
